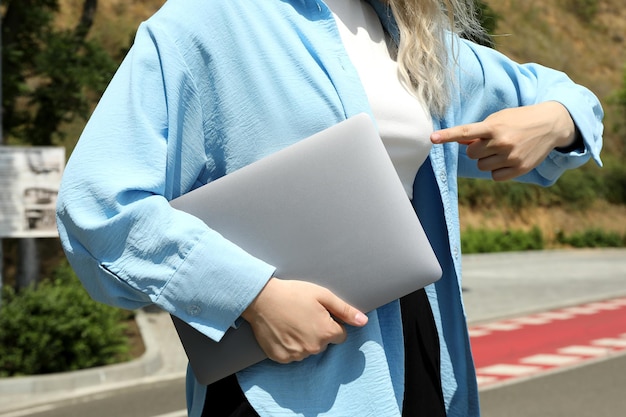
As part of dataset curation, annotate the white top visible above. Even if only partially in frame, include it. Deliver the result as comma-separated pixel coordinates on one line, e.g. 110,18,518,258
326,0,433,199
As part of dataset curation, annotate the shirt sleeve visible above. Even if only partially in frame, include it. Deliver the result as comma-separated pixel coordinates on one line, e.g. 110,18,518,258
452,38,604,184
56,22,275,342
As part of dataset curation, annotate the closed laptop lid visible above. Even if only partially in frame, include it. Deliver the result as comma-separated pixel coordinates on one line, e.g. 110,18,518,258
169,113,442,384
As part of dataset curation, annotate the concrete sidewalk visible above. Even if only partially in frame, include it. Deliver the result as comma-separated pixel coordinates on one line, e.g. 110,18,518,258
1,248,624,415
461,248,626,324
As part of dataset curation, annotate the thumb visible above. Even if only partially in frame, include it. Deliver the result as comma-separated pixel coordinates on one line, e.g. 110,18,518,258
318,289,369,327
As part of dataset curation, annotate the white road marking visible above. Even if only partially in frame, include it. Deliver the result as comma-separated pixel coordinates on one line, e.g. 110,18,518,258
509,316,551,325
478,364,542,377
476,375,499,386
592,338,626,348
520,354,583,366
468,328,491,337
534,311,575,320
482,322,521,331
558,345,613,357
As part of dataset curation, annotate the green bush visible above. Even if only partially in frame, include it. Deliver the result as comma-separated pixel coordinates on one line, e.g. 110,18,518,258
549,168,602,210
458,178,544,210
459,165,612,211
461,226,544,254
462,227,626,254
0,262,131,377
556,229,626,248
602,162,626,205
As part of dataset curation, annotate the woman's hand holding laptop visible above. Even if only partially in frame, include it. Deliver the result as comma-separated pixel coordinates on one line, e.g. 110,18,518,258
242,277,369,363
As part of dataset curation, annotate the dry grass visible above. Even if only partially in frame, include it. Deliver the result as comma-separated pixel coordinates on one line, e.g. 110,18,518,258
485,0,626,96
459,201,626,240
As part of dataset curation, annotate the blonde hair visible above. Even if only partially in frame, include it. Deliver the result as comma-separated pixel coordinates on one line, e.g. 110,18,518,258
387,0,486,116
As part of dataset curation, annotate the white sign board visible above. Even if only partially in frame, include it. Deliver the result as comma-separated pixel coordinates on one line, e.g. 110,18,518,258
0,147,65,238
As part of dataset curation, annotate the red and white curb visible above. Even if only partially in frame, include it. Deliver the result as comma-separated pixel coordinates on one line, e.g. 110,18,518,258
469,297,626,388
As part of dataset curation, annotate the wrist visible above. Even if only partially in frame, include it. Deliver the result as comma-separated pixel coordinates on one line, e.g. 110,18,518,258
548,101,578,149
555,125,583,153
241,277,277,322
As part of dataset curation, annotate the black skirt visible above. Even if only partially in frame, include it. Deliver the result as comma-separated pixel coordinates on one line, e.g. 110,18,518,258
400,288,446,416
202,288,446,417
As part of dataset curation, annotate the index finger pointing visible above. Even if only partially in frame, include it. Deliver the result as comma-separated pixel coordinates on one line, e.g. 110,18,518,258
431,122,491,144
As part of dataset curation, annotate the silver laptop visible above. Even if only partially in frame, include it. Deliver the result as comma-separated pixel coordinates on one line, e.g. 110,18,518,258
169,113,442,385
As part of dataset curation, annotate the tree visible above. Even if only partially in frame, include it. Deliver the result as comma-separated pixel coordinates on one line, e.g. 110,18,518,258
2,0,116,289
2,0,115,146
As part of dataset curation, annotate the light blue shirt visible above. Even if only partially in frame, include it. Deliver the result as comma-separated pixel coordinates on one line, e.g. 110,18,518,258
56,1,603,416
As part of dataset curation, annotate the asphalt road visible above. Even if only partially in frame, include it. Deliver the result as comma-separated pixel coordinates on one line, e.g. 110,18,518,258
479,353,626,417
7,378,187,417
13,352,626,417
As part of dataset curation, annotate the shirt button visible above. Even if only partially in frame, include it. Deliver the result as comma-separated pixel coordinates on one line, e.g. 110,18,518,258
439,170,447,183
453,246,459,259
187,305,201,317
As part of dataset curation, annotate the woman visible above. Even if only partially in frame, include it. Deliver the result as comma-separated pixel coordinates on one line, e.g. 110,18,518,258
56,0,603,416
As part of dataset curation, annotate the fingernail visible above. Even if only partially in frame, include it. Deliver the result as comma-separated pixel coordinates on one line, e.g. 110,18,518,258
430,133,442,143
354,312,368,326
